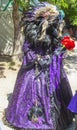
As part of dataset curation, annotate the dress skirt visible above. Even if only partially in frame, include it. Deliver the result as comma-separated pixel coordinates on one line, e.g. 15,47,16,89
5,42,73,130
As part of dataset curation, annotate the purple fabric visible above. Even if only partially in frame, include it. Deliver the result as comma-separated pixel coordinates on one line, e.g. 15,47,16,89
6,41,73,129
68,93,77,113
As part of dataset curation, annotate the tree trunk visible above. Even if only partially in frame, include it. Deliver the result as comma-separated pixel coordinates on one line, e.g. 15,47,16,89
12,0,20,54
12,0,24,62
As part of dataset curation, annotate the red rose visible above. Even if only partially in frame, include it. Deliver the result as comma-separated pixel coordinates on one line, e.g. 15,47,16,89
61,36,75,50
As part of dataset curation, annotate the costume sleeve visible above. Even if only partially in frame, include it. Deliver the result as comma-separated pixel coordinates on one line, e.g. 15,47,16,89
22,41,37,65
22,41,53,69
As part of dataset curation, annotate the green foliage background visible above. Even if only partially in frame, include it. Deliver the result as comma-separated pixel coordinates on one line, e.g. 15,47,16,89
40,0,77,25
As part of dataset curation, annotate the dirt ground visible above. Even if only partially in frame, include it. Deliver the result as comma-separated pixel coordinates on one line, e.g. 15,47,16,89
0,41,77,130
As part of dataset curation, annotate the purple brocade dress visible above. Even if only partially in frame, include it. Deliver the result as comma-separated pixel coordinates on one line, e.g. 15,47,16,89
68,93,77,113
6,41,73,130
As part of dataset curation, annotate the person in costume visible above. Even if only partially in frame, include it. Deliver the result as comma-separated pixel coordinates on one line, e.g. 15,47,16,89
5,2,75,130
68,91,77,130
68,92,77,114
